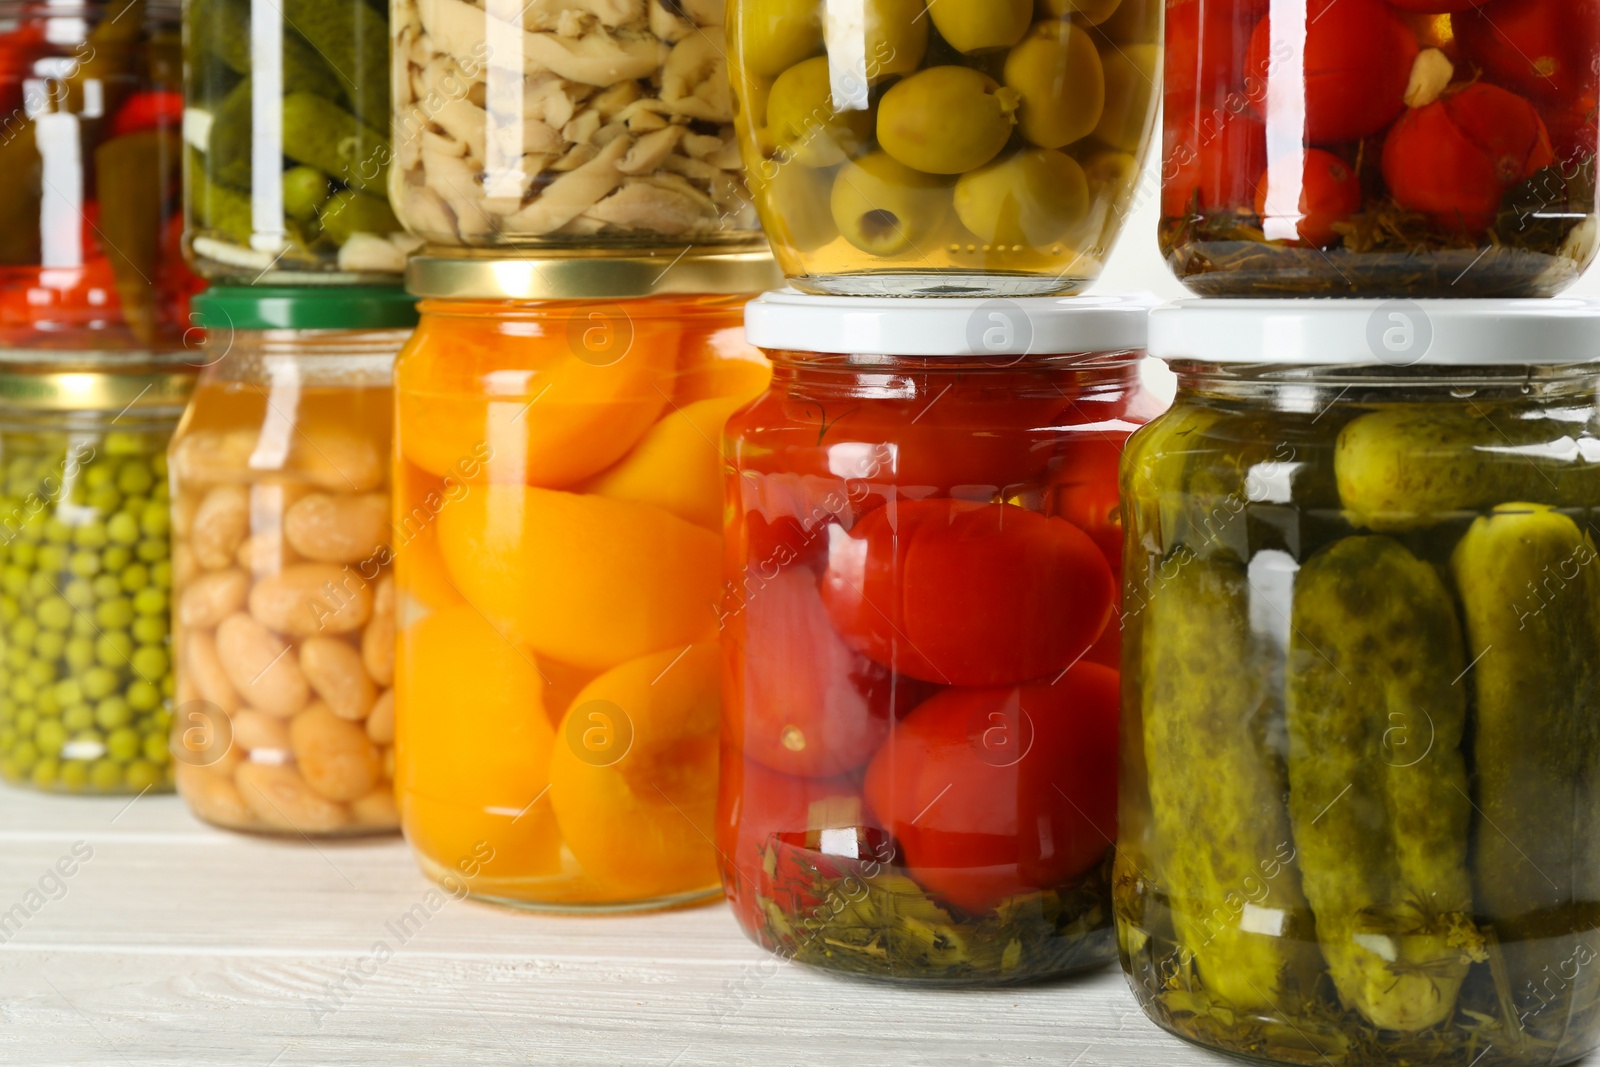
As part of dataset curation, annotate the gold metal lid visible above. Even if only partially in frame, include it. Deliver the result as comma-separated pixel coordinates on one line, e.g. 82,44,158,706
0,352,198,412
406,248,783,301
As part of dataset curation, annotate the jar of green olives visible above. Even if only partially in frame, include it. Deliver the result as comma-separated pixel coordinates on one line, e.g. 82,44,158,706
0,356,194,794
1120,300,1600,1067
729,0,1159,296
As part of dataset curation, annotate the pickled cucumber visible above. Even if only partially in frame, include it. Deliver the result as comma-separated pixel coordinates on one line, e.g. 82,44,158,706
1141,553,1314,1010
1452,504,1600,1047
280,93,388,194
1287,536,1482,1032
283,0,390,128
204,78,254,190
317,189,400,245
1337,407,1600,531
187,151,252,245
191,0,345,103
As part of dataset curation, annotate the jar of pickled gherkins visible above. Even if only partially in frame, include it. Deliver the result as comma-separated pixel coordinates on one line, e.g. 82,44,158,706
0,354,194,793
0,0,201,347
721,291,1156,982
184,0,410,281
394,252,777,910
1121,299,1600,1066
169,286,414,836
728,0,1160,296
388,0,762,251
1163,0,1600,296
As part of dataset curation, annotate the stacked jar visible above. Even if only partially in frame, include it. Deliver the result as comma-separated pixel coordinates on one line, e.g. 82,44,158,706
1118,301,1600,1066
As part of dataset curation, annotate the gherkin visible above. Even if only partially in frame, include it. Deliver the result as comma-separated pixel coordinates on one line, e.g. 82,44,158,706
1286,536,1483,1032
1141,552,1315,1009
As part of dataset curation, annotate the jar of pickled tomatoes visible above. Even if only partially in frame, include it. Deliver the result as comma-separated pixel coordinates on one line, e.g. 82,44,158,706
393,251,778,911
720,291,1156,982
169,286,415,837
1164,0,1600,296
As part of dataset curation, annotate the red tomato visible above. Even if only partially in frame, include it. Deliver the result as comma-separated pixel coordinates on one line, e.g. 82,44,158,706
726,466,859,571
108,90,185,138
821,498,1114,687
725,566,923,778
1456,0,1599,103
1163,0,1264,114
1254,147,1363,247
1047,432,1128,577
0,23,45,117
1246,0,1417,145
716,751,860,934
1383,82,1555,232
1163,112,1267,219
0,259,123,338
862,665,1120,916
1544,94,1599,168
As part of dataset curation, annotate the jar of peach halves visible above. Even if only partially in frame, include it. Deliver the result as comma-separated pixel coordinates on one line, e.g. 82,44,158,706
393,252,779,911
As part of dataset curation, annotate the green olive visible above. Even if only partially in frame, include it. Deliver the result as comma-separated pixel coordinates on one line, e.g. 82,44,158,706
830,150,953,256
734,0,824,78
767,56,875,168
1093,43,1157,154
830,0,930,81
877,66,1021,175
1039,0,1123,22
759,160,841,252
955,148,1090,246
1004,20,1105,150
930,0,1032,54
1097,0,1157,43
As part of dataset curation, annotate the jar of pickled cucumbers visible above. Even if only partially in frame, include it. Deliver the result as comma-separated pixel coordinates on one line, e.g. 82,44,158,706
720,291,1156,982
0,354,194,794
728,0,1160,296
394,252,777,910
184,0,410,281
388,0,762,251
169,286,414,836
0,0,201,347
1120,299,1600,1066
1163,0,1600,296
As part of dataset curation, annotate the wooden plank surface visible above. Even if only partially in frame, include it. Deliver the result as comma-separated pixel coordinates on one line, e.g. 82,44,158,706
0,783,1579,1067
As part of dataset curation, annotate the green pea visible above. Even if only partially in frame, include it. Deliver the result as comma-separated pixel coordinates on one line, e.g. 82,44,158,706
81,666,118,700
0,727,13,748
64,636,94,671
71,613,96,637
136,539,169,563
120,563,150,593
58,760,87,791
67,549,100,577
85,486,120,516
26,571,54,599
88,758,121,791
44,518,71,543
126,679,160,711
95,697,132,731
130,645,169,681
16,513,44,542
24,659,53,686
96,632,133,667
33,630,65,664
106,512,139,545
13,706,35,733
9,739,36,772
53,679,82,706
9,616,38,647
95,597,134,629
101,545,133,572
160,674,173,699
0,598,17,623
61,704,93,732
36,543,67,574
151,706,172,734
84,465,113,490
103,433,145,456
124,759,162,791
150,560,172,590
141,731,169,765
132,588,166,616
11,541,36,568
152,481,170,504
34,687,58,716
140,501,170,538
37,596,71,631
91,574,121,600
117,463,154,496
30,756,59,789
131,616,166,644
1,565,25,596
4,647,27,672
152,453,168,480
34,718,65,756
105,726,139,762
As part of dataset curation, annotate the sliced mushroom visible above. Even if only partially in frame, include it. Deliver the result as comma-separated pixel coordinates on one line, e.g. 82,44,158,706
577,174,718,233
520,0,646,32
618,124,687,173
500,132,632,233
649,0,695,42
659,31,732,122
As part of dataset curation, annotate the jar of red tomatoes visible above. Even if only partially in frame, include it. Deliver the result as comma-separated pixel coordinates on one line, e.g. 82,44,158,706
0,0,199,347
721,291,1156,983
1164,0,1600,296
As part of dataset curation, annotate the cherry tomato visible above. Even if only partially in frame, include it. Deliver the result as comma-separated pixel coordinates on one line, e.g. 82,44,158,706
1254,147,1363,247
1163,112,1266,219
1047,432,1128,577
1544,94,1599,168
1246,0,1417,145
0,258,124,339
725,566,923,778
108,90,185,137
1163,0,1265,115
1456,0,1599,103
861,664,1119,916
0,23,45,118
821,498,1114,687
1383,82,1555,232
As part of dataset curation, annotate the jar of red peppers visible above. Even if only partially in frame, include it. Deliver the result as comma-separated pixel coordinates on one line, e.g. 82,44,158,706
721,291,1157,983
0,0,199,347
1163,0,1600,296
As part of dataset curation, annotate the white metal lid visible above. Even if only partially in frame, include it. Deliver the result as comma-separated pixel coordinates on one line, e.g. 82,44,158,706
743,289,1151,357
1149,298,1600,367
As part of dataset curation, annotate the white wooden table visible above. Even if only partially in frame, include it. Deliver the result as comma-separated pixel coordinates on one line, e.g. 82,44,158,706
0,783,1562,1067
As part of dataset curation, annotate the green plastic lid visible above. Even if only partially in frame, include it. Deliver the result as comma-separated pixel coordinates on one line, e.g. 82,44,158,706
191,286,420,332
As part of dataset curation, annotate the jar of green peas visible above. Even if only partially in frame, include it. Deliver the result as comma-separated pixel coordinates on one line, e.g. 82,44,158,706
0,355,194,794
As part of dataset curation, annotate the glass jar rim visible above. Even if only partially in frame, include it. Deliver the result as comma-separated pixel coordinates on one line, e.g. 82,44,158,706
405,250,781,302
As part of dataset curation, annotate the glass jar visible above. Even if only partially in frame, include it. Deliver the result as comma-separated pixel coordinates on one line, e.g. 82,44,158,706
721,292,1157,982
727,0,1161,297
388,0,762,251
184,0,408,281
0,354,194,793
1163,0,1600,297
393,253,778,910
0,0,200,347
168,287,414,836
1119,300,1600,1066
